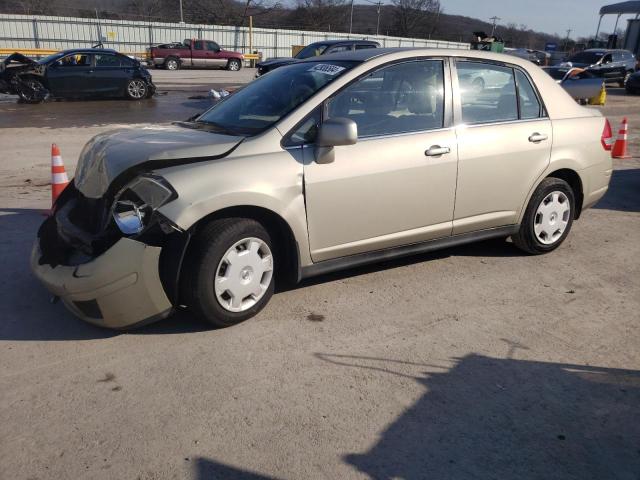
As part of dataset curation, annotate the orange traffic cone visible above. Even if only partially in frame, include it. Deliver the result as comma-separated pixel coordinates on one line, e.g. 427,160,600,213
51,143,70,207
611,117,631,159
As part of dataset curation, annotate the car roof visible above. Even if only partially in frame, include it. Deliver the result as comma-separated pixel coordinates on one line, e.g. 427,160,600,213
309,39,379,46
60,48,119,55
299,47,521,63
583,48,630,53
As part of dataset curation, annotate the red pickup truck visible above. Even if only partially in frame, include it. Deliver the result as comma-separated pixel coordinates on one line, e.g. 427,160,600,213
148,39,244,71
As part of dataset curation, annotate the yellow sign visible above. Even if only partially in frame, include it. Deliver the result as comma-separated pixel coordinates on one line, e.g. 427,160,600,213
107,31,116,40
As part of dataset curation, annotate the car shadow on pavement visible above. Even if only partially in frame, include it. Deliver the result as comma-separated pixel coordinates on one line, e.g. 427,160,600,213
594,168,640,213
323,353,640,480
187,353,640,479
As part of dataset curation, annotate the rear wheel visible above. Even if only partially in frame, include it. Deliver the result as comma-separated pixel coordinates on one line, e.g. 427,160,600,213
227,59,242,71
165,57,180,70
512,178,575,254
182,218,275,328
620,71,632,88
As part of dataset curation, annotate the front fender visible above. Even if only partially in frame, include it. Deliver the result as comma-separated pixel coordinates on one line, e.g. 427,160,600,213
155,148,313,268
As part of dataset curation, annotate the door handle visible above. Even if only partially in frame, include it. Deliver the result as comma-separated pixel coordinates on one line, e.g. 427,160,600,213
425,145,451,157
528,133,548,143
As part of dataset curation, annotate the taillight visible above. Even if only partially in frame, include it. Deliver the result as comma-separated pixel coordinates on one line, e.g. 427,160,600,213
601,118,614,151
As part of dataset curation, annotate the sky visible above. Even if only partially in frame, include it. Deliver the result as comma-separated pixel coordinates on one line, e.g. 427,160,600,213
439,0,629,39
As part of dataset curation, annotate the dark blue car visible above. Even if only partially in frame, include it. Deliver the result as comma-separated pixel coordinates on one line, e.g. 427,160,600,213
0,49,155,103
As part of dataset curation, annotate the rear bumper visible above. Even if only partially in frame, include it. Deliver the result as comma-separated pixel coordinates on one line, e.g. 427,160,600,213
31,237,173,329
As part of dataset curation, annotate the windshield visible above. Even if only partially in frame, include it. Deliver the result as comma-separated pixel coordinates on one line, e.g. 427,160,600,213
567,52,603,65
38,52,64,64
295,44,329,59
197,60,357,135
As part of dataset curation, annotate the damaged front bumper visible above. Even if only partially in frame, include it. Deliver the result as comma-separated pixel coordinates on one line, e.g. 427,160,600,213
31,237,173,329
31,183,189,329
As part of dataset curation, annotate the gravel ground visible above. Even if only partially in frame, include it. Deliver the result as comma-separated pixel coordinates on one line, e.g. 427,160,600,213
0,74,639,480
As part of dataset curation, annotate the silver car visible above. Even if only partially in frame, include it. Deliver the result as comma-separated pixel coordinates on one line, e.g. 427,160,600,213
32,48,614,329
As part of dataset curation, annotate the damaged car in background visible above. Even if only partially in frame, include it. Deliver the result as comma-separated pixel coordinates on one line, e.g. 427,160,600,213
32,49,613,330
0,49,155,103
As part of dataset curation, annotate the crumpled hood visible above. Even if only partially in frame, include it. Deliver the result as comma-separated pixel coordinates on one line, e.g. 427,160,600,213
74,124,243,199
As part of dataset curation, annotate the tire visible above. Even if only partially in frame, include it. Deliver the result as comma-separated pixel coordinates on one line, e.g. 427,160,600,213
227,58,242,71
512,177,575,255
619,71,632,88
182,218,275,328
125,78,148,100
164,57,180,70
17,77,49,104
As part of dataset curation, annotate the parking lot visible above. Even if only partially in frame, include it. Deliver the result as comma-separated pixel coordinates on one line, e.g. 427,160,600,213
1,69,639,479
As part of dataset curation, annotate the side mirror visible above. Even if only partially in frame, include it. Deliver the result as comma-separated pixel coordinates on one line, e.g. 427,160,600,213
314,117,358,164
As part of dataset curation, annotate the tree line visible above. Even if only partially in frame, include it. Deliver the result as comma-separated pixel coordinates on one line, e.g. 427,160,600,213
0,0,607,50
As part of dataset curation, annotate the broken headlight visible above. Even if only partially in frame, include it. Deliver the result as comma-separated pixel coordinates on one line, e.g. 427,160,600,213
111,175,177,235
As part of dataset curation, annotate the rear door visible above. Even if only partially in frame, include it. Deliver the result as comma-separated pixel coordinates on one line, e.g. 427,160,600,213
93,53,130,95
452,60,552,234
191,41,207,67
46,53,94,96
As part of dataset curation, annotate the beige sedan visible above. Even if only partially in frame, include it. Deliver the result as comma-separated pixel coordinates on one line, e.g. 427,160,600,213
32,48,614,329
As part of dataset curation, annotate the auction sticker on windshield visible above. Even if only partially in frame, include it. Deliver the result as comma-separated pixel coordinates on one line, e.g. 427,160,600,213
308,64,346,75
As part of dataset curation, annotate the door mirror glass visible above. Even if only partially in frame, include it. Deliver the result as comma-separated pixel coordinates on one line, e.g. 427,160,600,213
317,117,357,147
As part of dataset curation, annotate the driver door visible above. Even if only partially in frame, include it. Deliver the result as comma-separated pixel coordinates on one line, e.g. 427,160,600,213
46,53,94,96
303,59,458,262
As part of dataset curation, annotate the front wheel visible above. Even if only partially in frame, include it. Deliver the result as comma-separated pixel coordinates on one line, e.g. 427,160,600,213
17,78,49,103
182,218,275,328
227,59,242,71
125,78,148,100
512,178,575,254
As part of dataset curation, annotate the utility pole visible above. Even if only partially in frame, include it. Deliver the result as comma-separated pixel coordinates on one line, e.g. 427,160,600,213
349,0,354,34
179,0,185,24
489,16,500,37
375,1,381,36
563,28,572,51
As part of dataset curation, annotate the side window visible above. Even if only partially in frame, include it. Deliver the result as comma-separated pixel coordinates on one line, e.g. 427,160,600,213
326,45,352,54
194,41,204,50
326,60,445,138
95,54,121,67
120,55,137,67
456,61,518,124
355,44,376,50
602,54,612,64
283,107,322,147
515,70,541,120
206,41,220,51
57,54,92,67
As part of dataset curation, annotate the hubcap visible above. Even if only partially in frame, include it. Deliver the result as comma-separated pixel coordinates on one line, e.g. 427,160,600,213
534,191,571,245
128,80,146,99
167,60,177,70
229,61,239,71
215,237,273,313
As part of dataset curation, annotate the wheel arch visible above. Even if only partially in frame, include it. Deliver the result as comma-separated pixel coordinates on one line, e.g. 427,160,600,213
519,166,585,224
545,168,584,219
179,205,301,298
